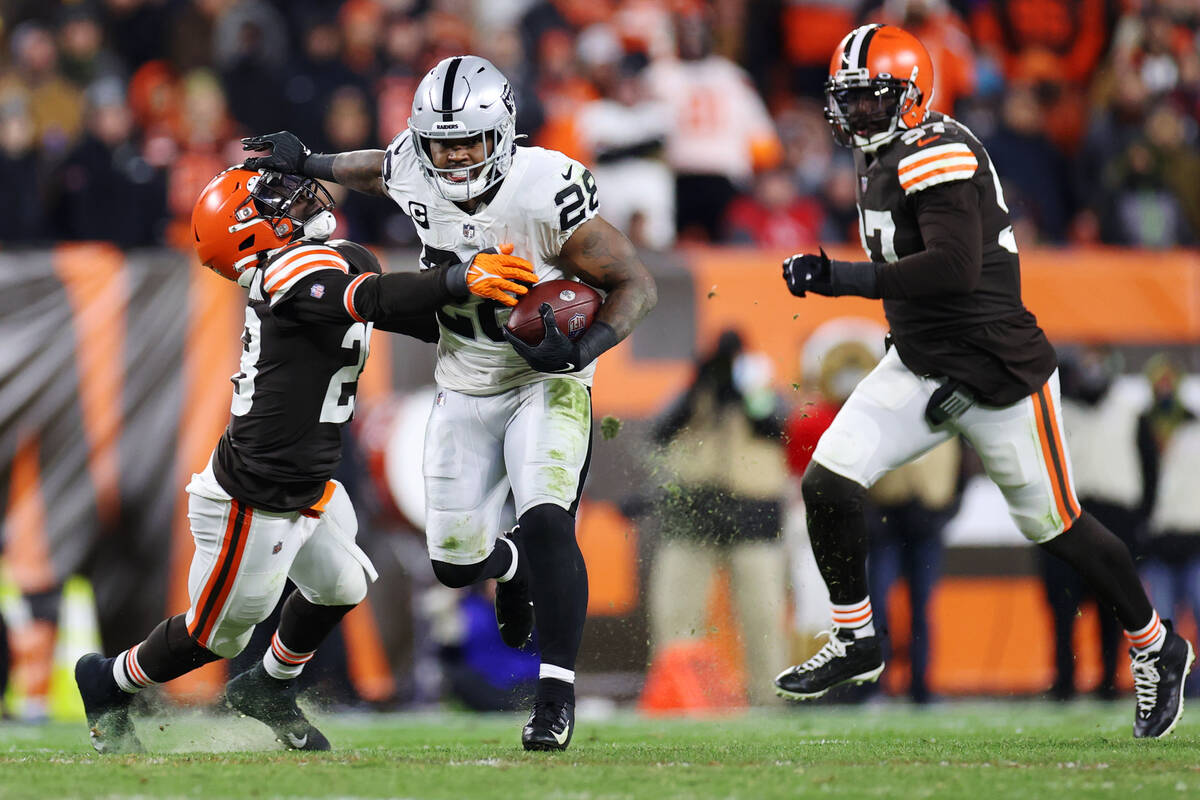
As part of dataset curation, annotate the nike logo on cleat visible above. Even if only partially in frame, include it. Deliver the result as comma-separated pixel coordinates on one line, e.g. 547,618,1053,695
552,725,570,745
286,733,308,749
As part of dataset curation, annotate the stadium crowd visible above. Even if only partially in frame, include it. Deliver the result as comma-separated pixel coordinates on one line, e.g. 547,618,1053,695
0,0,1197,251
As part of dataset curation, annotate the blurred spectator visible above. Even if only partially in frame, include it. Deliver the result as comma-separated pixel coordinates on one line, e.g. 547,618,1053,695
1074,74,1152,242
866,437,960,704
56,6,124,89
0,92,48,243
284,19,367,149
375,14,428,147
477,26,546,142
819,156,861,244
323,85,415,246
779,0,865,97
100,0,171,71
531,26,597,162
723,167,823,248
983,82,1073,243
214,0,289,139
164,70,239,246
863,0,977,118
6,21,85,157
1110,2,1200,103
648,330,789,706
647,10,782,242
51,79,166,247
776,99,834,196
1041,347,1143,700
971,0,1108,87
1137,354,1200,696
1100,105,1198,248
577,41,674,250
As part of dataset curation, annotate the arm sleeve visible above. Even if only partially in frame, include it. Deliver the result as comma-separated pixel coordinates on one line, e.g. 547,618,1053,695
374,311,441,342
274,267,453,326
873,180,983,299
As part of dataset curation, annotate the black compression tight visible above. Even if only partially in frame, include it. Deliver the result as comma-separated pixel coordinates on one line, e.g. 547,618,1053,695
1038,512,1153,631
801,463,871,605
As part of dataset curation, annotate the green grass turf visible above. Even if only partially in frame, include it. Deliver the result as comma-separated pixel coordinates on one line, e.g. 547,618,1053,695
0,701,1197,799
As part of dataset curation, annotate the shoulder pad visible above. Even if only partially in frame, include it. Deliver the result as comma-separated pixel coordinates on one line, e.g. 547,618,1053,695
894,121,978,196
261,243,349,305
327,239,381,276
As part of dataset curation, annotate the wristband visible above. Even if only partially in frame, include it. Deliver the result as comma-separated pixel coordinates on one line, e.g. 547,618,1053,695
575,321,619,367
303,153,337,182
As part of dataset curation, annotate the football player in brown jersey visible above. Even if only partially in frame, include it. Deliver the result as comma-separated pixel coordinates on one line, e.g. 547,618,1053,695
775,24,1193,739
73,166,535,754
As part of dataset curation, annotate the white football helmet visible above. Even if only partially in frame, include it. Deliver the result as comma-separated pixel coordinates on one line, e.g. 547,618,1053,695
408,55,517,202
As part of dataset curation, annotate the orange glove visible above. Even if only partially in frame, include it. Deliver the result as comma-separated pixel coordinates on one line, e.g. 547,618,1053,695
464,244,537,307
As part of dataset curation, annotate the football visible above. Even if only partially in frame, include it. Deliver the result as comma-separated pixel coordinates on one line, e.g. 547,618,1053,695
505,280,602,346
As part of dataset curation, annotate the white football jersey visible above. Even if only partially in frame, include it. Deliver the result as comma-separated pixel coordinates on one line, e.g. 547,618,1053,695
383,131,599,395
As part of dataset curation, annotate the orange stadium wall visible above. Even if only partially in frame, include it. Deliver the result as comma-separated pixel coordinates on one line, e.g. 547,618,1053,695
2,245,1197,700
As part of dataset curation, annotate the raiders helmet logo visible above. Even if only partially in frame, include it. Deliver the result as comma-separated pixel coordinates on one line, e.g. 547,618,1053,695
501,84,516,116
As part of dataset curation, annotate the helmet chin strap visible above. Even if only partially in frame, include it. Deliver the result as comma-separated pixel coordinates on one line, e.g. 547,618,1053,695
301,210,337,241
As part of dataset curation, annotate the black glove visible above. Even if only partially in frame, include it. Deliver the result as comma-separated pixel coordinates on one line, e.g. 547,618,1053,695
782,249,832,297
242,131,311,174
782,248,879,299
504,304,618,374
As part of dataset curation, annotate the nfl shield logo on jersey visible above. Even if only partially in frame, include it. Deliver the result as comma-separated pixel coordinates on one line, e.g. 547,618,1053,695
310,283,325,299
462,223,476,241
860,176,869,193
436,391,446,407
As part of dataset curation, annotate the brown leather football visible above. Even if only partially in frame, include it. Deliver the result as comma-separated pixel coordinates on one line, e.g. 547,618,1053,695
505,280,602,346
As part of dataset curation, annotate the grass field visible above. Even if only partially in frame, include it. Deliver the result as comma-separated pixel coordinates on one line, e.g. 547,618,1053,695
1,701,1197,799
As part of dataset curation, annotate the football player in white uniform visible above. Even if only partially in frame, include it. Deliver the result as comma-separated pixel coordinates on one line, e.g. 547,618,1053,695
243,54,657,751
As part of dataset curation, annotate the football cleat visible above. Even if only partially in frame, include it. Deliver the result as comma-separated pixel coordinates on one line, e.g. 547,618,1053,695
521,699,574,751
74,653,144,755
774,629,885,701
225,664,331,751
495,527,535,649
1131,623,1195,739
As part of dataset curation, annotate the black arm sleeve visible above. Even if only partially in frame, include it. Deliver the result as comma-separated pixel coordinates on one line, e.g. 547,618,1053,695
375,311,440,342
272,267,452,327
873,180,983,299
351,268,454,320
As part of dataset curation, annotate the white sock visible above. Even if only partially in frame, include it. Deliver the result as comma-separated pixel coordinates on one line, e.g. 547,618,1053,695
263,631,314,680
831,598,876,638
112,644,157,694
1127,610,1166,653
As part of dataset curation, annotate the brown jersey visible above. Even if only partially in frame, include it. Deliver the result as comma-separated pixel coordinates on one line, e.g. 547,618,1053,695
855,111,1057,405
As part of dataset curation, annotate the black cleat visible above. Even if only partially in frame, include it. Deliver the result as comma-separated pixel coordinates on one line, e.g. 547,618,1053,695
774,629,885,701
225,664,331,751
521,699,575,751
495,527,534,649
1131,623,1195,739
74,653,143,754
